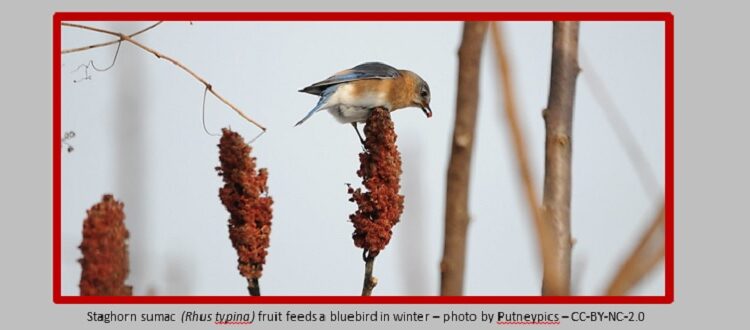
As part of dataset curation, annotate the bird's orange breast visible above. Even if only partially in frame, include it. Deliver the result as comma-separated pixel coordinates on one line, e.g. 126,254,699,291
347,74,417,110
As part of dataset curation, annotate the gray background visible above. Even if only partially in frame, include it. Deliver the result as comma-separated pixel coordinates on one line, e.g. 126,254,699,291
1,0,747,329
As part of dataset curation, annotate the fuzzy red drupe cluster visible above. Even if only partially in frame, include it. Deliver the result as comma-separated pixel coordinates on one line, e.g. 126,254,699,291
216,128,274,282
348,107,405,256
79,194,132,296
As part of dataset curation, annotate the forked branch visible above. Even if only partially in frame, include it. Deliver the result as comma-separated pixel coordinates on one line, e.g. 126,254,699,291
61,22,266,132
62,21,163,54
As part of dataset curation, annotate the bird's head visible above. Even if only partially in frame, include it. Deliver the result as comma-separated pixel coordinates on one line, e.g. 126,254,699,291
402,71,432,118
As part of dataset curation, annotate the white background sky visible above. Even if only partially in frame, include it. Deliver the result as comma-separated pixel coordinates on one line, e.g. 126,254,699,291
61,21,664,296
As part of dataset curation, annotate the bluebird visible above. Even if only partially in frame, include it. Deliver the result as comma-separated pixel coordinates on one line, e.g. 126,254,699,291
295,62,432,143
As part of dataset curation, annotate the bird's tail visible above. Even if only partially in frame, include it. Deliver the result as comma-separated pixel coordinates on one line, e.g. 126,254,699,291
294,85,338,127
294,107,319,126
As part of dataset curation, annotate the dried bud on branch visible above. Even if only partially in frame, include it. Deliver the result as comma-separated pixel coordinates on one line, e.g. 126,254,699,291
348,107,405,256
216,128,273,296
79,194,132,296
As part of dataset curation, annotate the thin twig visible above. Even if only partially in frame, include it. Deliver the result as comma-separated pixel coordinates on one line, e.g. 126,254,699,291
540,21,580,296
490,22,555,294
201,87,220,136
72,40,122,73
62,21,163,54
605,204,665,295
61,22,267,132
580,51,660,197
71,41,122,83
440,21,488,296
361,250,378,296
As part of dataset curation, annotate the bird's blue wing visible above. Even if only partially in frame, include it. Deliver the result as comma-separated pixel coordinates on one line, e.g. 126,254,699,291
299,62,400,95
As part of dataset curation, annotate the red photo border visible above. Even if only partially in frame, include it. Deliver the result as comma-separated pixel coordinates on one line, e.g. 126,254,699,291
53,12,674,304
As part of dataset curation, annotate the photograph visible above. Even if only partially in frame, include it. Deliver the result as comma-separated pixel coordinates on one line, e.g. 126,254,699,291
57,15,668,300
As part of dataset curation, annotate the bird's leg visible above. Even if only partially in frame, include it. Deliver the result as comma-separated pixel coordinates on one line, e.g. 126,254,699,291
352,122,366,147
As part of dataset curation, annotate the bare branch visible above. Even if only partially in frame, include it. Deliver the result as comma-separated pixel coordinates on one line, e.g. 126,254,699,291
605,204,665,295
62,21,163,54
61,22,267,132
490,22,555,295
361,251,378,296
247,278,261,296
440,21,488,296
539,21,580,296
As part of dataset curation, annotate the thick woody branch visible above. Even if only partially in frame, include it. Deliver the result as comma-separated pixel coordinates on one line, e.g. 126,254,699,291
490,22,556,295
440,21,488,296
606,205,665,295
61,22,266,132
541,21,580,296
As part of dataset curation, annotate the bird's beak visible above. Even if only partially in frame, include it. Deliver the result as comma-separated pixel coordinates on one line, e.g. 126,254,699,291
421,105,433,118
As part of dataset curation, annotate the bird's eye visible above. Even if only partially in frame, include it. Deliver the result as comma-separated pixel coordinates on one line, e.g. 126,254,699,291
420,90,429,98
